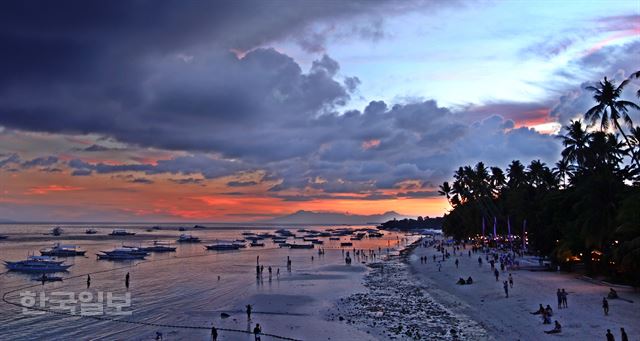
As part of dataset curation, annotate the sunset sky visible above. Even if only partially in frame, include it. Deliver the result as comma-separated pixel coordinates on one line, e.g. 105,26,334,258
1,1,639,222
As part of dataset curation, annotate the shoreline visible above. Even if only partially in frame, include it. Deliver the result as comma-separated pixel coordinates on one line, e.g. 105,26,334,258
409,238,640,341
332,240,488,340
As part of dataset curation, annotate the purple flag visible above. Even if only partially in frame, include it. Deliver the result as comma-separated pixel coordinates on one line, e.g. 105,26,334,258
522,219,527,249
493,216,497,239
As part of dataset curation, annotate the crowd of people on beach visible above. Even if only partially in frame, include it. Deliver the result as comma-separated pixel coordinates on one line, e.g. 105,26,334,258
419,236,633,340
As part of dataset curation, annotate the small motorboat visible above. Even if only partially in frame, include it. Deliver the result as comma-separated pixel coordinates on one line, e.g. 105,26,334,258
178,227,186,231
109,229,136,236
340,242,353,247
51,226,63,236
205,243,241,251
5,256,72,272
85,228,98,234
177,234,200,243
193,225,206,229
40,243,86,257
250,242,265,247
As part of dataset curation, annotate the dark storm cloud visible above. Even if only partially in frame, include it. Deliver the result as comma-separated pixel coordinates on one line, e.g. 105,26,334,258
227,181,259,187
22,156,58,168
0,0,564,198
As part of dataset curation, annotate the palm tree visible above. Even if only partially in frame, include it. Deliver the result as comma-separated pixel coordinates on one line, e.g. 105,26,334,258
559,120,589,167
489,166,506,196
527,160,548,188
507,160,526,189
584,76,640,165
438,181,453,207
553,159,574,188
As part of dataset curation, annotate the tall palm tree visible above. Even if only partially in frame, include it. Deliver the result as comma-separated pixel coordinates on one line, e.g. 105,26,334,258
527,160,548,188
559,120,589,167
507,160,526,189
584,76,640,165
489,166,506,196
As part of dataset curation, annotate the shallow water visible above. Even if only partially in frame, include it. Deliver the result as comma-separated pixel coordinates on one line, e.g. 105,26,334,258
0,223,409,340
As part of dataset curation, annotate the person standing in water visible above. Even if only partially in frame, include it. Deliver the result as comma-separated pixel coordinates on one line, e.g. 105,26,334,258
211,325,218,341
253,323,262,341
125,272,130,289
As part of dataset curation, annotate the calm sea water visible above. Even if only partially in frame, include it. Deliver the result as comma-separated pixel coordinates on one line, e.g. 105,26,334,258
0,223,411,340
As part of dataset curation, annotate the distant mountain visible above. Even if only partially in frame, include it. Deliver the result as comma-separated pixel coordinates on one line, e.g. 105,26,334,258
262,210,406,225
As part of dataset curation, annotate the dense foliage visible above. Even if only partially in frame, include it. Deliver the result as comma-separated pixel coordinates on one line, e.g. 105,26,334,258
439,74,640,285
379,216,443,230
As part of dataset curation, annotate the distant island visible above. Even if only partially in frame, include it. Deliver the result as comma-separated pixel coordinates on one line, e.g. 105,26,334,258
262,210,406,225
379,216,443,230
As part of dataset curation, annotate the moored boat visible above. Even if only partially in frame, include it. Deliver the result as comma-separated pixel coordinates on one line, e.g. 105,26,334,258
110,229,136,236
51,226,63,236
340,242,353,247
205,243,241,251
40,243,86,257
97,247,147,260
250,242,265,247
289,243,314,249
85,228,98,234
140,241,176,252
5,256,72,272
177,234,200,243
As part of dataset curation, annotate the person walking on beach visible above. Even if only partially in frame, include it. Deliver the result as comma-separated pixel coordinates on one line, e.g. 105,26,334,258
508,273,513,288
503,280,509,298
606,329,615,341
253,323,262,341
603,297,609,315
561,288,568,308
494,268,499,282
478,257,482,267
455,259,459,268
557,288,562,309
125,272,130,289
438,262,442,272
211,325,218,341
246,304,252,320
620,328,628,341
87,275,91,288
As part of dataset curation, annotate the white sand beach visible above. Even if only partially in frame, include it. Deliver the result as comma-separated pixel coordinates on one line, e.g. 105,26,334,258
409,240,640,341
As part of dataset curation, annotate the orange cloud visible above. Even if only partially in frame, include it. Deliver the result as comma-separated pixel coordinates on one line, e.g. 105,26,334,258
27,185,84,195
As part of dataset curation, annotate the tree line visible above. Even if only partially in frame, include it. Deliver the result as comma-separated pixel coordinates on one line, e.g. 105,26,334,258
438,73,640,286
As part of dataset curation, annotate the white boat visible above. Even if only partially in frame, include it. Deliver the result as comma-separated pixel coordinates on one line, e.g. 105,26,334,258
205,243,241,251
177,234,200,243
40,243,86,257
5,256,72,272
109,229,136,236
97,247,147,260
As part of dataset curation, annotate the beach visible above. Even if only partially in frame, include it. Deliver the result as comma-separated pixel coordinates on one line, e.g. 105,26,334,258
409,239,640,341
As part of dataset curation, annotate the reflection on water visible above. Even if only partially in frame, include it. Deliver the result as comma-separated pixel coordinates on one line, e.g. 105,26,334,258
0,223,412,340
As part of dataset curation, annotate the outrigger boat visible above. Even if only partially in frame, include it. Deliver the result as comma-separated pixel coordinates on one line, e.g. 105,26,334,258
40,243,86,257
205,243,241,251
85,228,98,234
140,241,176,252
177,234,200,243
109,229,136,236
250,242,265,247
289,243,314,249
4,256,72,272
97,247,147,260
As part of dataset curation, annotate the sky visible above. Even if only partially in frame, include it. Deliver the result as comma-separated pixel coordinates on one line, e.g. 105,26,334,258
0,1,639,222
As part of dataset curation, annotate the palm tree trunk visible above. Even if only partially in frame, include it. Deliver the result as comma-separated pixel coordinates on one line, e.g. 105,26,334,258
614,119,640,167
